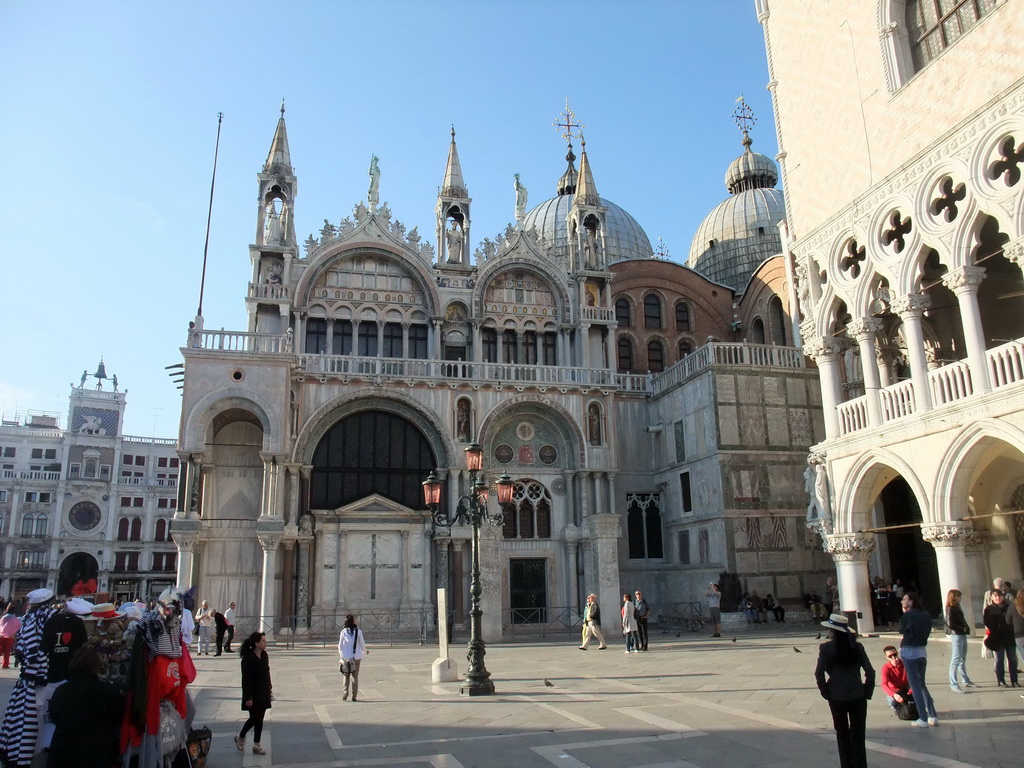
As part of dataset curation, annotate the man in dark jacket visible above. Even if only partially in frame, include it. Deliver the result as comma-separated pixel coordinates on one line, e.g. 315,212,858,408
214,609,228,656
579,593,607,650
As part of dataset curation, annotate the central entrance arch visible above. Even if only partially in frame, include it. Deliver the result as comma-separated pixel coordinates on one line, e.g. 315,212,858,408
310,410,437,510
58,552,99,596
879,477,940,614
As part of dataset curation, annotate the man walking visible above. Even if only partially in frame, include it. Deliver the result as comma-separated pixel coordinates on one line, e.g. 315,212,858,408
579,594,607,650
634,591,651,651
195,600,215,655
224,601,237,653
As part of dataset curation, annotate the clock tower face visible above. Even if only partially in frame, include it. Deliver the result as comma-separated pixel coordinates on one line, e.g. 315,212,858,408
68,501,102,532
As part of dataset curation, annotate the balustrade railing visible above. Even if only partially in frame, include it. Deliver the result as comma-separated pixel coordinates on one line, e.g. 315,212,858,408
838,397,869,435
930,360,973,405
988,341,1024,388
248,282,290,301
579,306,616,323
191,329,290,354
879,379,916,422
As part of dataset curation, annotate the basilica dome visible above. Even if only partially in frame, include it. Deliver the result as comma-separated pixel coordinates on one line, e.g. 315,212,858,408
524,144,653,263
689,132,786,293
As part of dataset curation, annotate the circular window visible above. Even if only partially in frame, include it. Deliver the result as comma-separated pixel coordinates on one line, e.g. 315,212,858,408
68,501,102,532
231,369,245,381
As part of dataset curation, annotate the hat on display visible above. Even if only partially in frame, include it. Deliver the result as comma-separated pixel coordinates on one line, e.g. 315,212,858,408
91,603,118,619
820,613,854,633
65,597,93,616
26,588,54,605
117,603,143,620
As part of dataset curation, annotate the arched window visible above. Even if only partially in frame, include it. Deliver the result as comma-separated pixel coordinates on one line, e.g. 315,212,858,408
643,295,662,329
615,298,632,327
907,0,994,71
502,480,553,539
647,340,665,373
117,517,130,541
617,337,634,372
482,328,497,362
311,410,436,510
626,493,663,559
33,514,48,538
305,318,328,354
678,341,692,360
675,301,691,331
84,459,97,479
752,318,766,343
155,518,167,542
130,517,142,542
20,514,35,537
769,296,787,345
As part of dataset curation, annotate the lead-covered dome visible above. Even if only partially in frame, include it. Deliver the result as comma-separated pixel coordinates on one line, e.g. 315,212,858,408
689,131,785,292
524,143,653,263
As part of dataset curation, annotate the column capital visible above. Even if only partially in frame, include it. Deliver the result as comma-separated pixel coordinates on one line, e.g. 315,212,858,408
583,512,621,540
891,293,931,317
942,265,986,292
299,464,313,479
803,335,849,361
1003,236,1024,267
173,533,201,552
921,521,975,547
823,532,876,562
847,317,883,340
257,532,283,551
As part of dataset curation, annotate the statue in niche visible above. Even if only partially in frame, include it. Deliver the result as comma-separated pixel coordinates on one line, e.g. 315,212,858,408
584,227,599,268
456,400,470,443
368,155,380,208
805,458,833,526
264,261,283,284
587,403,601,445
514,173,528,221
264,200,284,244
446,220,464,264
298,512,314,535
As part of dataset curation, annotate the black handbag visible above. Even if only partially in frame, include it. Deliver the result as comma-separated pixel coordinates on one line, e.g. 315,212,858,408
893,692,918,721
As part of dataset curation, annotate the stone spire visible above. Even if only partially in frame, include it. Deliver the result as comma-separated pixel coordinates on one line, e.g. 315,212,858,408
574,138,600,207
441,127,467,198
263,101,293,176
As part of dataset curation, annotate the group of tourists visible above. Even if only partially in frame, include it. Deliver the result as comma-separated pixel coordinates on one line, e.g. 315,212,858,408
577,591,650,653
815,575,1024,768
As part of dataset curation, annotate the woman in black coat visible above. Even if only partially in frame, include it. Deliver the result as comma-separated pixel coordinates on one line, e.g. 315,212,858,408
235,631,273,755
983,591,1018,687
48,647,123,768
814,614,875,768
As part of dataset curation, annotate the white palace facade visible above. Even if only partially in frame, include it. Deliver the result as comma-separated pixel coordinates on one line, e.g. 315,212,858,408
760,0,1024,627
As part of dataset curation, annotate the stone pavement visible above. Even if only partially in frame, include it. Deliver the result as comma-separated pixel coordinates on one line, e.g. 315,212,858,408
2,624,1021,767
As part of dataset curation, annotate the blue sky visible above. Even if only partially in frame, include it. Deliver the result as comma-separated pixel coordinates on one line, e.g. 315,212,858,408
1,1,777,438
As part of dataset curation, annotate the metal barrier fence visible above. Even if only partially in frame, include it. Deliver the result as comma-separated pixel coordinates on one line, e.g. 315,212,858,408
229,603,698,647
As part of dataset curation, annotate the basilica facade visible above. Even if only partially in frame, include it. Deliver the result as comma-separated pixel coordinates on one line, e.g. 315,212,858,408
172,105,827,638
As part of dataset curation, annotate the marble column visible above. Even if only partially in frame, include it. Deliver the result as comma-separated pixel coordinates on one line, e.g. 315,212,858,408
584,513,622,635
579,471,592,517
257,532,282,639
318,523,340,613
174,533,200,587
580,324,592,368
805,337,847,439
564,524,581,612
297,537,312,631
848,318,884,426
824,533,877,634
892,293,933,412
942,265,990,393
280,539,296,624
922,522,977,630
285,463,302,526
452,539,466,623
478,521,502,642
401,529,411,611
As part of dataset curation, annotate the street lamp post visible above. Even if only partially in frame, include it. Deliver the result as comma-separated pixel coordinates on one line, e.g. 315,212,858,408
423,441,513,696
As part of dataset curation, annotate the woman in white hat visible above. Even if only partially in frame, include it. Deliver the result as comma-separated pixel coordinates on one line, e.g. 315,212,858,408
814,613,875,768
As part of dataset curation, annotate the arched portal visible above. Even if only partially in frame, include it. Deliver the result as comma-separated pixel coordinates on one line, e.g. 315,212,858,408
877,477,940,614
310,410,437,510
58,552,99,596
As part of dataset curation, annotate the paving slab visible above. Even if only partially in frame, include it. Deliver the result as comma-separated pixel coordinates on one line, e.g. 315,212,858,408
2,624,1022,767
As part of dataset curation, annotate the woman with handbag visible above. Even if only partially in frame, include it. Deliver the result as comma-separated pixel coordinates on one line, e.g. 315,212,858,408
814,614,875,768
235,632,272,755
944,589,975,693
982,591,1018,687
338,614,368,701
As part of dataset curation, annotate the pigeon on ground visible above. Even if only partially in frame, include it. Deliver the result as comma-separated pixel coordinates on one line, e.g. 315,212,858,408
731,637,737,643
793,647,802,653
544,679,554,687
816,632,822,640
